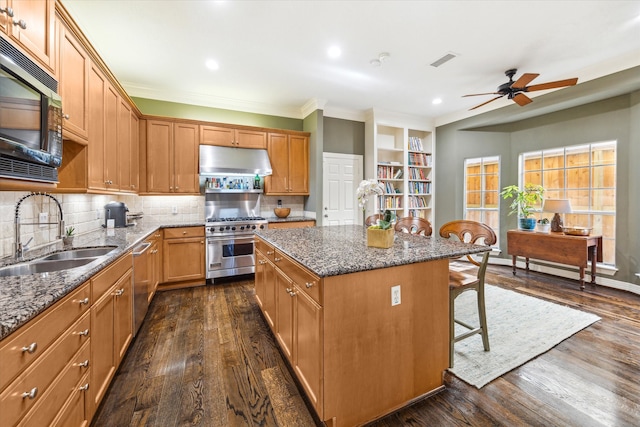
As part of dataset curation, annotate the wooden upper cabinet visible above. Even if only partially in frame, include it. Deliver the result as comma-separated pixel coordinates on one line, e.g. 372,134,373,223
145,120,172,193
58,18,89,143
173,122,199,193
103,83,119,190
87,64,106,191
265,132,309,195
0,0,8,34
117,99,133,192
4,0,56,73
200,125,266,149
130,112,140,192
145,120,199,194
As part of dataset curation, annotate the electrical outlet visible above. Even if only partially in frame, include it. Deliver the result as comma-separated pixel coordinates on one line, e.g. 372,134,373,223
172,206,178,214
39,212,48,228
391,285,401,306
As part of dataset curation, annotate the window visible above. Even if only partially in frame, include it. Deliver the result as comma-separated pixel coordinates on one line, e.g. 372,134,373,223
521,141,616,265
464,156,500,246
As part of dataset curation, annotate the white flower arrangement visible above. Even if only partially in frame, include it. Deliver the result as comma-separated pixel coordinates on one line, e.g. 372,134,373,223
357,179,384,211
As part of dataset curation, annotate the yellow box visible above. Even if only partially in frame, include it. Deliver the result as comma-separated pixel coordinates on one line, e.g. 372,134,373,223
367,228,395,248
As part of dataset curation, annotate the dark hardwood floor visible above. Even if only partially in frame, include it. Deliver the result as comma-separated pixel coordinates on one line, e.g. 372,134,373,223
92,266,640,427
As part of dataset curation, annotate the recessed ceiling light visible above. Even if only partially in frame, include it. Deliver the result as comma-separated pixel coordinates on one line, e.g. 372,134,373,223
328,46,342,59
432,98,442,105
205,59,219,70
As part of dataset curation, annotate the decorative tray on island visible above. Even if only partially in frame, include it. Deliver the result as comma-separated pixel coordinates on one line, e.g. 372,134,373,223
562,226,592,236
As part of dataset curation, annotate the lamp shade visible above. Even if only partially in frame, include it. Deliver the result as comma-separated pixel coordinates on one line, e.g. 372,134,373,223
543,199,572,213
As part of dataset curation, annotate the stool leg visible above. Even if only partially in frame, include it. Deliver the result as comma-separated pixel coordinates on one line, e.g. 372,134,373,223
449,291,455,368
477,286,490,352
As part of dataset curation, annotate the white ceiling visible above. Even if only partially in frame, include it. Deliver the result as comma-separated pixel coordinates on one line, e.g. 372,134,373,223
61,1,640,126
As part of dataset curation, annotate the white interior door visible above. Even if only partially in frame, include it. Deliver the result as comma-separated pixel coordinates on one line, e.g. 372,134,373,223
322,153,362,226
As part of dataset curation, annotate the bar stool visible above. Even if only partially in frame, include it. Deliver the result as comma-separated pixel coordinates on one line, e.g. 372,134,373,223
439,220,496,368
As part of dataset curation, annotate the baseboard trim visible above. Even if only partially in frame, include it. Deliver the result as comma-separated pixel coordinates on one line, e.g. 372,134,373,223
489,258,640,296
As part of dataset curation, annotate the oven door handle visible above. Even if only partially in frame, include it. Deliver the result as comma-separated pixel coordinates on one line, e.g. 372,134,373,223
133,242,152,257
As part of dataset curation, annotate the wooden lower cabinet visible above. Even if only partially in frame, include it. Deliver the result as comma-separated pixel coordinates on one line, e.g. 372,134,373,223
255,250,276,329
255,236,448,426
161,227,205,288
256,239,323,416
147,231,162,303
0,281,91,427
89,252,133,415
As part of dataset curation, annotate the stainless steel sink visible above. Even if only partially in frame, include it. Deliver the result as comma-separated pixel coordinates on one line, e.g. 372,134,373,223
0,258,98,277
0,246,119,277
39,246,118,261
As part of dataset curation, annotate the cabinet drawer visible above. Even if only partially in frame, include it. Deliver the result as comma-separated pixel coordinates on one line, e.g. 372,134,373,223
0,313,90,427
92,251,132,301
50,371,90,427
255,238,275,262
17,341,91,427
164,227,204,239
274,251,322,305
0,282,91,390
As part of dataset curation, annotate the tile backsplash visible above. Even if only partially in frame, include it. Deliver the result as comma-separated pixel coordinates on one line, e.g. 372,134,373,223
0,191,305,259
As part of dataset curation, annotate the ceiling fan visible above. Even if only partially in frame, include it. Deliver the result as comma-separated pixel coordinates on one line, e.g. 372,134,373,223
463,69,578,110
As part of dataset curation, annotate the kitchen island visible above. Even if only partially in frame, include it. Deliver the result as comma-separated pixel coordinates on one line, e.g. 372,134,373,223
254,225,490,427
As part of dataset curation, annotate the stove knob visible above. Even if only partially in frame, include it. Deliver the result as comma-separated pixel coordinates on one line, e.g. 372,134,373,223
225,226,230,230
251,225,256,230
259,224,265,229
219,227,224,232
231,226,236,231
240,226,245,230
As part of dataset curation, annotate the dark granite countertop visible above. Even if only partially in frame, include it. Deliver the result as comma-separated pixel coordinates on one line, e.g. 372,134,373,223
255,225,490,278
266,215,315,223
0,220,204,341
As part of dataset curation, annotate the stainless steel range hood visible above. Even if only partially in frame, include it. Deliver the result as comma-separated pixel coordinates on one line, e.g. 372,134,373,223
199,145,272,176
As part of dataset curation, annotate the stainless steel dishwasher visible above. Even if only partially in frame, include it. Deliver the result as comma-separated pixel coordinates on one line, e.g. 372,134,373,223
132,241,152,336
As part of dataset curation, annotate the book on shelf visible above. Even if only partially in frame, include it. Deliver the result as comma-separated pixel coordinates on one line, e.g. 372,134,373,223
408,136,424,152
393,168,403,179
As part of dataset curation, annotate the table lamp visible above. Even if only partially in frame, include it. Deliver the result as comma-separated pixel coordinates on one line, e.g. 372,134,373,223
543,199,572,232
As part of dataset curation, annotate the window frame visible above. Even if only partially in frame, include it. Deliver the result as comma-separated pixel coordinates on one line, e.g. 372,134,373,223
519,141,616,265
463,155,501,248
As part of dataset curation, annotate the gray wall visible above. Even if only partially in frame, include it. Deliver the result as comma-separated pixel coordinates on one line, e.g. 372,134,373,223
323,117,365,155
435,92,640,287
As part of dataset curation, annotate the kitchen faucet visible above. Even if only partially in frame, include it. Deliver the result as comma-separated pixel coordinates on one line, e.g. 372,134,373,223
14,192,65,260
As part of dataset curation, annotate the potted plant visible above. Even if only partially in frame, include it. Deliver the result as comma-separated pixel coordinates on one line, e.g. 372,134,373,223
63,226,75,248
500,183,545,231
366,210,395,248
536,218,551,233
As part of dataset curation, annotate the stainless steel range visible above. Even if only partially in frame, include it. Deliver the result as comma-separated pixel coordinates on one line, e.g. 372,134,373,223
204,191,268,281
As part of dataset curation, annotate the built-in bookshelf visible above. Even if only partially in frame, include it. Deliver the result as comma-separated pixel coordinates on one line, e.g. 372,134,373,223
364,113,434,224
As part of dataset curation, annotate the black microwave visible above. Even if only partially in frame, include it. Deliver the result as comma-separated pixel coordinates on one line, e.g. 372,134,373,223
0,36,63,183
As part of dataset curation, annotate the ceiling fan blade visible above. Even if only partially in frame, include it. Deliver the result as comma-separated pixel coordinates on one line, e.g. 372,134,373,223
511,73,539,89
469,95,504,110
513,93,533,106
526,78,578,92
463,92,501,97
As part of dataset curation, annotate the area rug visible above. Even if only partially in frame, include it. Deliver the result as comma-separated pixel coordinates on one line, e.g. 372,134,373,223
449,283,600,388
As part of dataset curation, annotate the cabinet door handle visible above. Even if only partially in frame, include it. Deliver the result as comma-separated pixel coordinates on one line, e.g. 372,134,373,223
274,257,281,262
77,328,90,336
79,297,90,305
79,383,90,392
0,7,15,17
266,250,274,255
63,113,70,120
305,282,314,288
258,260,267,265
114,288,125,296
77,360,90,368
22,387,38,399
21,342,37,353
13,18,27,29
